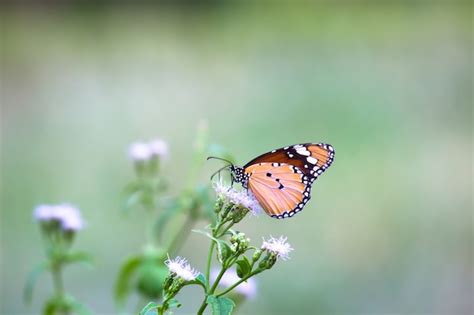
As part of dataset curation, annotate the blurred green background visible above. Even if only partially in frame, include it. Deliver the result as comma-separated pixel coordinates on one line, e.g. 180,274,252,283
1,2,472,314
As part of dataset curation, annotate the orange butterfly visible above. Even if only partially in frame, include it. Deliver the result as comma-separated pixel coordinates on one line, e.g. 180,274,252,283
209,143,335,219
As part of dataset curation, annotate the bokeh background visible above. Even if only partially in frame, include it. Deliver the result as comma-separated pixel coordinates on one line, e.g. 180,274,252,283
1,2,472,315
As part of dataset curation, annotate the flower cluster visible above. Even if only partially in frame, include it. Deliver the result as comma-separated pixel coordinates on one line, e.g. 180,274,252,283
34,203,84,231
165,256,199,282
128,139,169,162
213,181,262,216
261,236,293,261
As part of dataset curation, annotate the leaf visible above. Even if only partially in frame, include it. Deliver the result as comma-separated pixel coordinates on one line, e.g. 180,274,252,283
139,301,159,315
235,257,251,278
189,273,207,289
114,255,143,307
42,298,57,315
69,299,93,315
24,261,49,304
63,251,93,268
216,240,233,264
206,295,235,315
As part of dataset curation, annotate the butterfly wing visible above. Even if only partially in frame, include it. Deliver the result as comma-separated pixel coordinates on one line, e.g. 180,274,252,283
246,163,310,219
243,143,335,219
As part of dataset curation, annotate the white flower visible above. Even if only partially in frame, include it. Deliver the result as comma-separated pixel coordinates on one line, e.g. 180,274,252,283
261,236,293,260
33,203,84,231
34,204,55,221
213,181,262,215
128,141,152,161
213,180,231,196
165,256,199,281
55,204,84,231
149,139,169,159
230,190,262,215
211,268,257,299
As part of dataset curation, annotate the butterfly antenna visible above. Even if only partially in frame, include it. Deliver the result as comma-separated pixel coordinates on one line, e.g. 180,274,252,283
207,156,234,165
210,165,230,181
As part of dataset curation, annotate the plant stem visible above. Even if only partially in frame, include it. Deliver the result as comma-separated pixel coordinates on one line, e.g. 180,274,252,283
205,241,215,291
196,298,208,315
209,265,227,294
51,265,65,297
51,263,68,315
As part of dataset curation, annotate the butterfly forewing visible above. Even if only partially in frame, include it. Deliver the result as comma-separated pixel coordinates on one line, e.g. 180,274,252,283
243,143,335,219
244,143,335,180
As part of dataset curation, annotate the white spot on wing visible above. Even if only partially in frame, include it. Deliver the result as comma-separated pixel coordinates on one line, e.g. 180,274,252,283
296,148,310,156
307,156,318,164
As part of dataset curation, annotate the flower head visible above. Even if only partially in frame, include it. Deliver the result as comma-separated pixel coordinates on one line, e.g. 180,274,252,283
56,204,84,231
34,204,56,221
165,256,199,281
33,203,84,232
261,236,293,260
211,268,257,299
149,139,169,159
213,181,262,216
128,139,169,162
128,142,152,161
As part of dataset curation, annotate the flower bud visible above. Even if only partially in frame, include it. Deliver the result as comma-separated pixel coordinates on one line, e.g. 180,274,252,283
252,249,263,262
230,232,250,253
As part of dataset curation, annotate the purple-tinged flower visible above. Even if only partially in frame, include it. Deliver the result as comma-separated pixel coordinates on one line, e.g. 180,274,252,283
55,204,84,231
128,142,152,161
165,256,199,281
33,204,55,221
213,181,262,215
261,236,293,260
211,268,257,299
33,203,84,231
149,139,169,159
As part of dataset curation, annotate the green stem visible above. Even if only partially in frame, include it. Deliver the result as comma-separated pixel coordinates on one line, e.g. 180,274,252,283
205,241,215,291
209,265,227,294
51,265,64,297
51,263,68,315
196,299,208,315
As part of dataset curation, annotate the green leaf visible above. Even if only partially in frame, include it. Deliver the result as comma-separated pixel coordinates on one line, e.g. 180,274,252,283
235,257,251,278
139,301,159,315
206,295,235,315
189,273,207,289
42,298,57,315
136,262,168,299
114,255,143,307
63,251,93,268
216,240,233,264
23,261,49,304
69,299,93,315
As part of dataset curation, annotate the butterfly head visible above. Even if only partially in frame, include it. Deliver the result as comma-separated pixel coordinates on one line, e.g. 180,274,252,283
207,156,249,188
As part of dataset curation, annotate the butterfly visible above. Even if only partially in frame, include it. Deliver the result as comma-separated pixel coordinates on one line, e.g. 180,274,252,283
209,143,335,219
